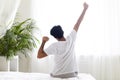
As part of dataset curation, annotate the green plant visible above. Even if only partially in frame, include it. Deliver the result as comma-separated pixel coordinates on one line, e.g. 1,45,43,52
0,18,39,60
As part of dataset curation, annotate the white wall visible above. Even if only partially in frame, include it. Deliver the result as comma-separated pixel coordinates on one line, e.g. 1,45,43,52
17,0,32,20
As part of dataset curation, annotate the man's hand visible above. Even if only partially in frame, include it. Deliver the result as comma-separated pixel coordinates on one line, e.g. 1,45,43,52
83,2,88,10
42,36,49,42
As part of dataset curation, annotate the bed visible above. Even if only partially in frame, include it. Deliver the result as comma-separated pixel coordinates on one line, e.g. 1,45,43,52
0,72,96,80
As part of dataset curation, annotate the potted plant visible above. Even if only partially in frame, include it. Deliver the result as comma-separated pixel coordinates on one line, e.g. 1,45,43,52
0,18,38,60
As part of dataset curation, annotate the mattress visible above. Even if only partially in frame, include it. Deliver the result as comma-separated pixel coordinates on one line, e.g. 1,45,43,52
0,72,96,80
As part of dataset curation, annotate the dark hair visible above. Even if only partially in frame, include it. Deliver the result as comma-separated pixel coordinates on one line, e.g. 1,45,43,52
50,25,64,39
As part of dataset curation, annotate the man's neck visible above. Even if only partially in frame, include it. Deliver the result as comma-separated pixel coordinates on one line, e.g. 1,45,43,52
57,37,66,41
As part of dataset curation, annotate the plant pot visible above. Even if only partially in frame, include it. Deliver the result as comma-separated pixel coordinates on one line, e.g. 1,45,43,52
10,55,19,71
0,56,10,71
0,56,19,71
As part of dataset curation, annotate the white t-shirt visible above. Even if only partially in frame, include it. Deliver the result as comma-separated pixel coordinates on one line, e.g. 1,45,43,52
45,29,78,76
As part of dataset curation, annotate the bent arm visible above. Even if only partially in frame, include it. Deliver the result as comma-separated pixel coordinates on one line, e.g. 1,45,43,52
37,37,49,59
74,2,88,32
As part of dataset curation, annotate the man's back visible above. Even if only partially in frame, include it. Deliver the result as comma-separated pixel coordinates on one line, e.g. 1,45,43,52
45,30,78,78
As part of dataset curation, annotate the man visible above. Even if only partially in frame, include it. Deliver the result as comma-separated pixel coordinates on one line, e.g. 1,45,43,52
37,2,88,78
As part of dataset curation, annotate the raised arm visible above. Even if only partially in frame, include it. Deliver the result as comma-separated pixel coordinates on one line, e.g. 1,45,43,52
37,36,49,59
74,2,88,32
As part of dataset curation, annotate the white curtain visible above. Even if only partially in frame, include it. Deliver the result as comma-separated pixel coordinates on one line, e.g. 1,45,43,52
30,0,120,80
0,0,21,38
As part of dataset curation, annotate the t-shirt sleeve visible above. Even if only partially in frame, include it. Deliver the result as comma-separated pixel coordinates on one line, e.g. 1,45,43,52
44,43,57,55
68,29,77,41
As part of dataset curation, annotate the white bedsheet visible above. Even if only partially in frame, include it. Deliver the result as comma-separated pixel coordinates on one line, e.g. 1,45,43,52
0,72,96,80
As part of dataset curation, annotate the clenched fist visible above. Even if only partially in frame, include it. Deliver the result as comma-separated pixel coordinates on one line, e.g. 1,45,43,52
42,36,49,42
83,2,88,10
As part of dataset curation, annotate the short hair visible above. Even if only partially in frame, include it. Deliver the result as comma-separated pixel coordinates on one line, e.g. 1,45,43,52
50,25,64,39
